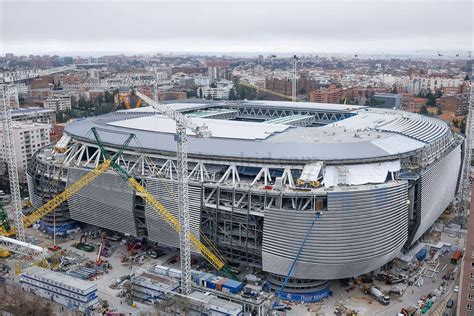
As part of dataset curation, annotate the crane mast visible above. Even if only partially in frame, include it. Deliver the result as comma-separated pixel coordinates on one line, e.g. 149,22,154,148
0,85,25,241
292,55,298,102
133,90,211,295
175,123,192,294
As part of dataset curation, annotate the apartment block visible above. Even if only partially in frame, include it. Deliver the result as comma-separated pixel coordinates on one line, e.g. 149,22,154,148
43,94,71,111
309,84,344,104
0,121,51,182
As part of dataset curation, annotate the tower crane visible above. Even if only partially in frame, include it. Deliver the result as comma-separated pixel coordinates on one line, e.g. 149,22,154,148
90,128,237,282
131,90,211,295
1,84,26,242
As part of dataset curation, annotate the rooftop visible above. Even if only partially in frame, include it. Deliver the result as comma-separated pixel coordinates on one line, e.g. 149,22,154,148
22,266,97,292
64,100,452,163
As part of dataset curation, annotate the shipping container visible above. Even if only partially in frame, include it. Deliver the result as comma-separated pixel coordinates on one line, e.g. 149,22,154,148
222,279,244,294
216,277,228,291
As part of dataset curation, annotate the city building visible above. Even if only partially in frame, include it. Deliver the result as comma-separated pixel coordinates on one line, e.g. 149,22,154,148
11,107,56,124
371,93,402,109
0,121,51,182
309,84,344,103
158,91,187,101
43,94,71,111
20,266,99,313
199,82,233,100
458,181,474,315
27,100,462,303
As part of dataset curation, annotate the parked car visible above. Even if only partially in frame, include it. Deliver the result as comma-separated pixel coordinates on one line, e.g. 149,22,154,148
454,285,459,293
446,299,454,308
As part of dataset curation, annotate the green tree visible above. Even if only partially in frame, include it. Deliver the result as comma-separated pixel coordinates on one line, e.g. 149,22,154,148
186,89,197,98
460,119,466,134
419,105,429,115
234,83,257,100
229,88,236,100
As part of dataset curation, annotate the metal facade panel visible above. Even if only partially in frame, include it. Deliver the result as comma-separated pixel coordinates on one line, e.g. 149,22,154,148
66,168,137,236
412,144,462,242
144,178,201,249
262,181,408,279
26,173,43,209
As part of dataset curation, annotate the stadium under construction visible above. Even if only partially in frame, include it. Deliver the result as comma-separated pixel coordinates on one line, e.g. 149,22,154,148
26,100,463,302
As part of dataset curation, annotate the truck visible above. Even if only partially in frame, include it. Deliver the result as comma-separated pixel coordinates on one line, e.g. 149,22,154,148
362,285,390,305
451,250,463,264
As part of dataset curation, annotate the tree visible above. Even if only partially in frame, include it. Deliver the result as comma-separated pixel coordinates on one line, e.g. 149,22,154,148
210,82,217,88
460,118,466,134
419,105,429,115
234,83,256,100
392,85,398,94
437,107,442,115
229,88,236,100
186,89,197,98
199,87,203,99
465,74,470,81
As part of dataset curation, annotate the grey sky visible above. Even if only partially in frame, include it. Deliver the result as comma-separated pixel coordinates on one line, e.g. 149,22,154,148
0,0,472,55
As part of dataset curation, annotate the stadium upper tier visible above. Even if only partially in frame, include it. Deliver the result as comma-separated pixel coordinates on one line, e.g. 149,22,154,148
64,100,453,163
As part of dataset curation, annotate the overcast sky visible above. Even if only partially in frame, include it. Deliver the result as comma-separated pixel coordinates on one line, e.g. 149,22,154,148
0,0,472,56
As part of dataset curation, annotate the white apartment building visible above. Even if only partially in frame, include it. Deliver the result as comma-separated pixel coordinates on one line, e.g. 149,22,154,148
0,121,51,182
199,81,234,100
43,94,71,111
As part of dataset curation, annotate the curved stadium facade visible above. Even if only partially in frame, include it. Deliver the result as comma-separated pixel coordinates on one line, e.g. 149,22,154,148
27,100,463,301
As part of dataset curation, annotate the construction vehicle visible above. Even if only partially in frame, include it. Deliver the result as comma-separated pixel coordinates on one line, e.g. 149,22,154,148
273,211,322,309
361,285,390,305
90,128,238,280
74,234,95,252
96,234,104,263
0,248,10,258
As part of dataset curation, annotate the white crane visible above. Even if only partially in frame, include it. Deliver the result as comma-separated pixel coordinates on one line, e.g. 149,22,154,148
291,55,298,102
0,84,26,242
133,90,211,295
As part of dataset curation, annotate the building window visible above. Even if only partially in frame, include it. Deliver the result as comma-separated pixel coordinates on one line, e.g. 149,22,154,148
470,284,474,290
470,272,474,279
468,304,473,311
469,293,474,301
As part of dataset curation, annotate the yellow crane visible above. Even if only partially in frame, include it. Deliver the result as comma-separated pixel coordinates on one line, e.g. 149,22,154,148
0,161,111,237
1,126,235,278
91,128,236,277
113,92,143,111
0,132,136,238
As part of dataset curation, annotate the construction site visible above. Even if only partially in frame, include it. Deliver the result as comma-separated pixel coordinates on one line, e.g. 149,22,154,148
0,65,471,316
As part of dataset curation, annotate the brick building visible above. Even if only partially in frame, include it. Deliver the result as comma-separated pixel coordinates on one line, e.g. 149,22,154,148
309,84,344,104
158,91,187,101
